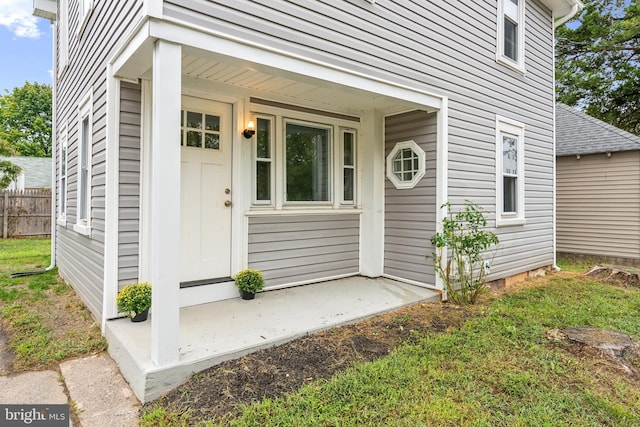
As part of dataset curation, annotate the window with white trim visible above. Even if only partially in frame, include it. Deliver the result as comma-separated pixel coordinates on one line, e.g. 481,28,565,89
285,120,331,203
386,140,426,190
342,129,356,204
58,0,68,76
78,0,93,36
497,0,525,72
495,116,525,226
58,124,68,221
255,116,274,204
74,91,92,234
251,111,359,208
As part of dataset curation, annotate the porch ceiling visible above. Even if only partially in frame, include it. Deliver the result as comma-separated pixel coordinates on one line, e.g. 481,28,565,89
115,40,431,115
181,47,416,114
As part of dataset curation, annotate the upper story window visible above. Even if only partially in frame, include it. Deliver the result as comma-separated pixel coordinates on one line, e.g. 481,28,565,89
78,0,94,36
386,140,426,190
73,91,92,235
495,115,525,226
497,0,525,73
57,0,69,76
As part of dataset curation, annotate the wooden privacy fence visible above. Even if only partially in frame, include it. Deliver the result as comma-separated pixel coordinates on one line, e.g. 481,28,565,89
0,190,51,238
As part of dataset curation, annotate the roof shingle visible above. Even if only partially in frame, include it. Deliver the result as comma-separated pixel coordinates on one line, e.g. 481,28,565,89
556,103,640,156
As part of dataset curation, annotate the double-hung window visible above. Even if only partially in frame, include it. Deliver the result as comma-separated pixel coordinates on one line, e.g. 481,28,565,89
57,0,68,76
495,116,525,226
74,91,92,235
497,0,525,72
341,129,356,204
58,124,68,223
255,117,274,204
78,0,93,36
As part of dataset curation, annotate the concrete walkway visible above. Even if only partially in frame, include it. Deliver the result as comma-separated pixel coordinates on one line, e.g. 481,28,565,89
0,352,140,427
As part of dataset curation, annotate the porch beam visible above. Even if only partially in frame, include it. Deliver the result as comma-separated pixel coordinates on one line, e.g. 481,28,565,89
150,40,181,366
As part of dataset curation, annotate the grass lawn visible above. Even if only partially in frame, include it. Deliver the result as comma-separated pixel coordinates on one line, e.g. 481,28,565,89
0,238,106,371
143,267,640,426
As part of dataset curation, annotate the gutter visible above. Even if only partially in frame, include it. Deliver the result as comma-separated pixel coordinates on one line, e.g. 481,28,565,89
553,2,581,29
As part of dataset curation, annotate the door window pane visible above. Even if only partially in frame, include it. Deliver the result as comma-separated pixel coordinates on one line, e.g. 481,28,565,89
205,114,219,131
286,123,330,202
186,111,202,129
186,131,201,148
205,134,219,149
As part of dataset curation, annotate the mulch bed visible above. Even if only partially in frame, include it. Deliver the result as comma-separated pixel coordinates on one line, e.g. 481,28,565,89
146,302,473,424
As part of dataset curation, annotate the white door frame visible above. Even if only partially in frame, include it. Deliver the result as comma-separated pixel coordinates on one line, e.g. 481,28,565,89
140,88,248,307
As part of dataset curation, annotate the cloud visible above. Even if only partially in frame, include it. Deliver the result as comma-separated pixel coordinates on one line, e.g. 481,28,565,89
0,0,43,38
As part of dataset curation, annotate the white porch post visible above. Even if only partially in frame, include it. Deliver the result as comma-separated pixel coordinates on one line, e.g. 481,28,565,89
150,40,181,366
359,109,385,277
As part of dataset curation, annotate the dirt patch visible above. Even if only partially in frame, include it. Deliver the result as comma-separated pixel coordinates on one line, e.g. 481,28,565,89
147,302,473,423
0,328,14,375
548,327,640,377
585,265,640,287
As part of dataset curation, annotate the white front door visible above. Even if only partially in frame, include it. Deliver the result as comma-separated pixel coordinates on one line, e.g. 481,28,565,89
180,98,232,282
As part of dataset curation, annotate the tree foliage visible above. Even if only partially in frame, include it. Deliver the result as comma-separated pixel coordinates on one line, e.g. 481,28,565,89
555,0,640,135
0,82,52,157
0,141,22,189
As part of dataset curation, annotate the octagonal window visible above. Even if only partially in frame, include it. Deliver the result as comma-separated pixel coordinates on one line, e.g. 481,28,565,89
386,140,426,189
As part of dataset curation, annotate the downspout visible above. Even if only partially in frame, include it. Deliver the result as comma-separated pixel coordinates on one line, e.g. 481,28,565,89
12,20,57,279
47,19,57,272
552,2,581,271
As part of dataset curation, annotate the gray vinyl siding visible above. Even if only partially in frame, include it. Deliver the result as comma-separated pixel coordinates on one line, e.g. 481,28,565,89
384,111,437,284
118,82,142,287
556,151,640,259
54,0,144,321
164,0,557,280
247,215,360,287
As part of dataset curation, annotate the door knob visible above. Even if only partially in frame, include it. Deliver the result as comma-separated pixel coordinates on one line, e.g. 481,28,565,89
224,200,232,207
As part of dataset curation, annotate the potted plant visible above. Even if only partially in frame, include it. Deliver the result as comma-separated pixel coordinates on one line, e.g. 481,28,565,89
233,269,264,300
116,282,152,322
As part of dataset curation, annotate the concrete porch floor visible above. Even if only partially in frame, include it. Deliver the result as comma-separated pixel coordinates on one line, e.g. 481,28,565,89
106,276,440,402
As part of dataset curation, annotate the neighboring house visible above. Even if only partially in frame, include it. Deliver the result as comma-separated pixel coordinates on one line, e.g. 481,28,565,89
556,103,640,264
0,156,52,191
34,0,582,401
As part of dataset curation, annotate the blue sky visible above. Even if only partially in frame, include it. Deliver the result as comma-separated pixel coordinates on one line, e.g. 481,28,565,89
0,0,52,93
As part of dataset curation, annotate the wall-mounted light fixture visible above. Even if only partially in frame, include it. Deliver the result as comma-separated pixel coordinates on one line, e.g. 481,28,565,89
242,121,256,139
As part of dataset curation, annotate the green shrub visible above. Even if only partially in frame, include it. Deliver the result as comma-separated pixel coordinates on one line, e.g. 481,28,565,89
431,201,499,305
233,269,264,294
116,282,152,315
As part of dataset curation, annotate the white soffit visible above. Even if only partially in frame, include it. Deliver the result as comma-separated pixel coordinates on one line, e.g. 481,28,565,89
33,0,57,20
